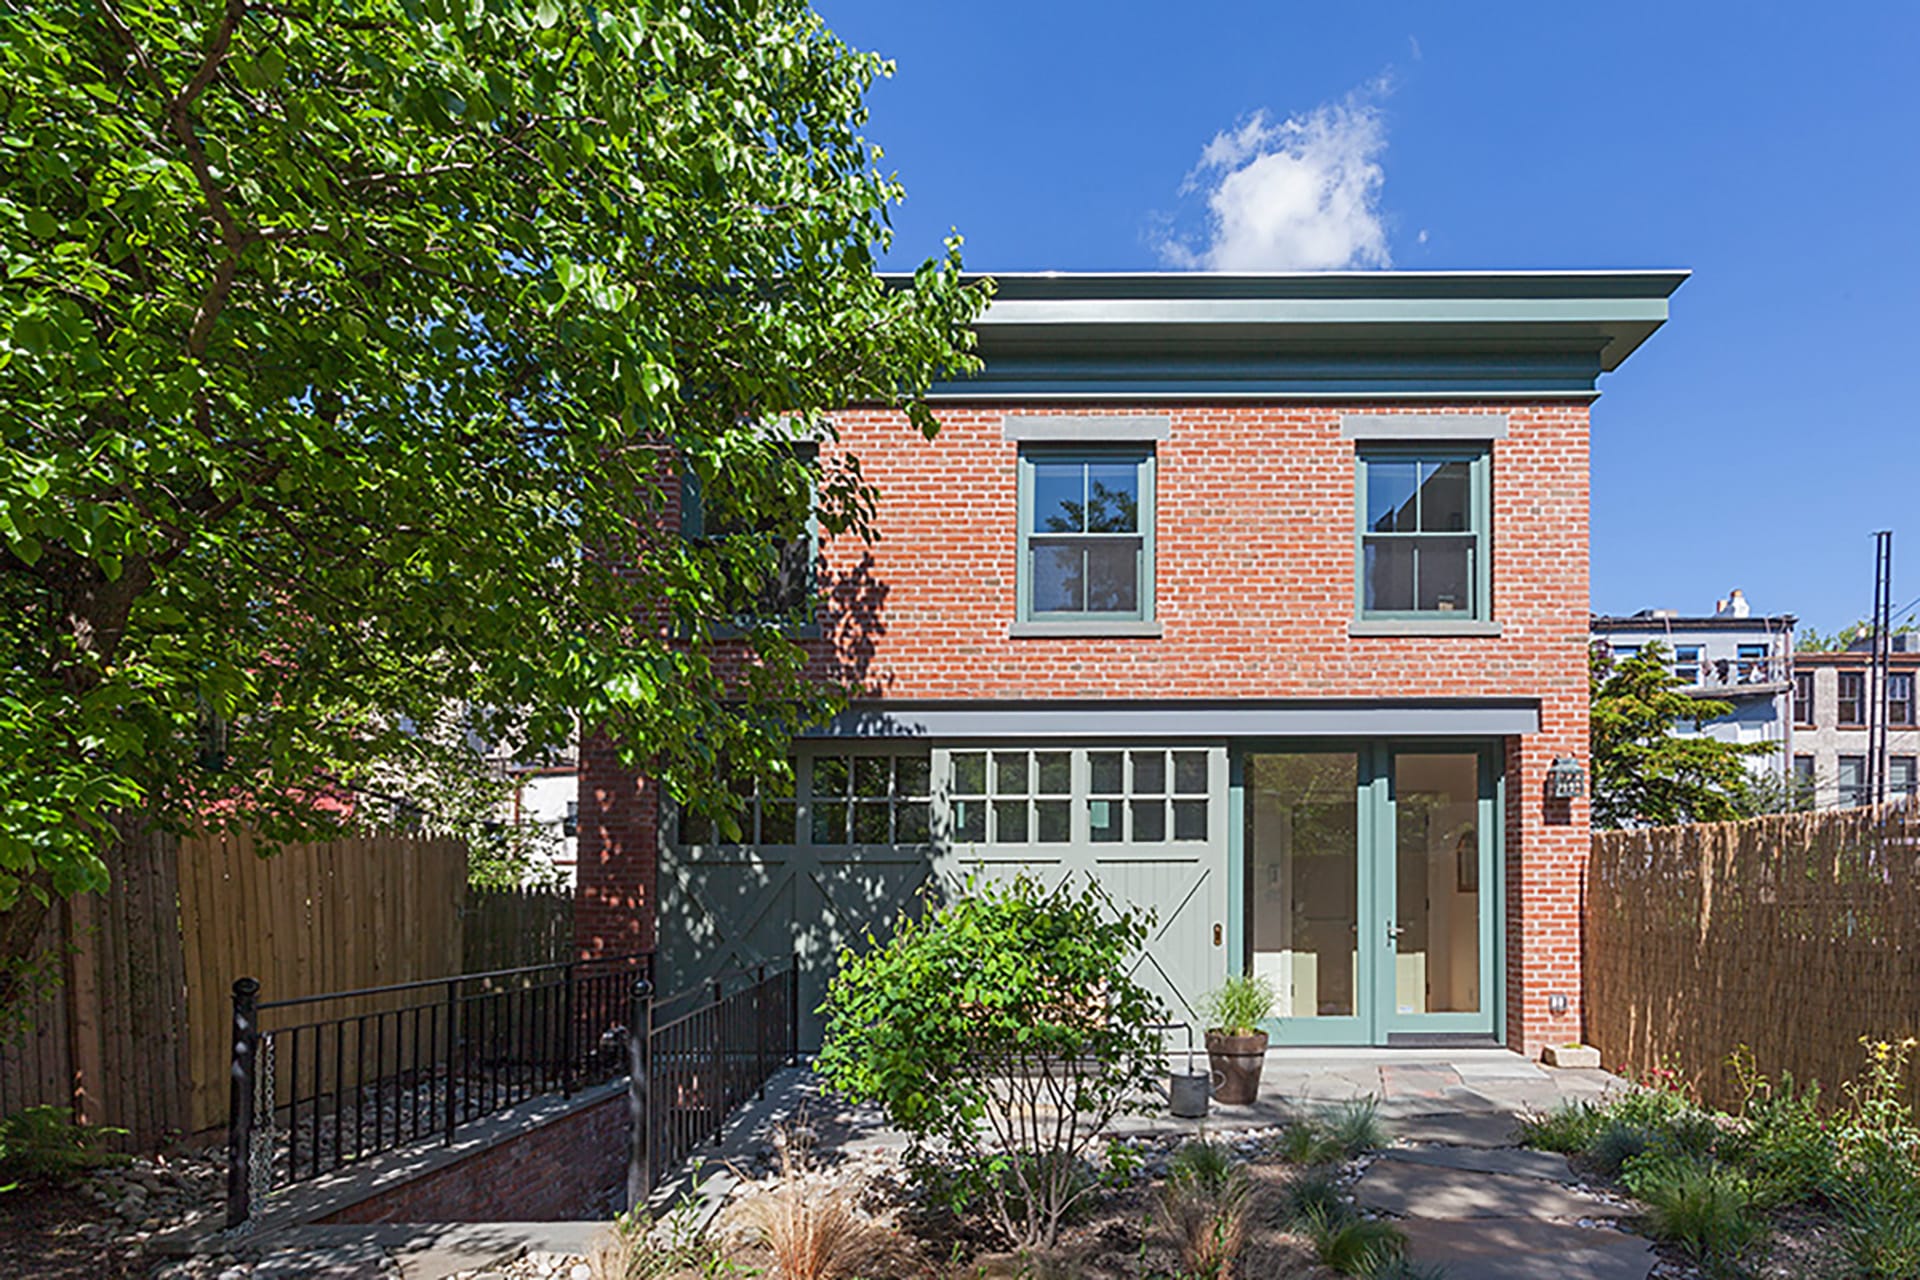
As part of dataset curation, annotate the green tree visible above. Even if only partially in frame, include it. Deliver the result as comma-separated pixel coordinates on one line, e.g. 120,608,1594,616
1799,619,1916,653
0,0,987,1001
1589,643,1776,828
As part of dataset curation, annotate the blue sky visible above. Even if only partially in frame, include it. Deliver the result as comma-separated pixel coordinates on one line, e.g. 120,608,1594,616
817,1,1920,636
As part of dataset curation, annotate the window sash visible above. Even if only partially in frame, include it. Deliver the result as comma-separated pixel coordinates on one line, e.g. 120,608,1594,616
1793,672,1814,725
1018,450,1155,622
1838,672,1866,726
1354,447,1491,621
1891,674,1915,726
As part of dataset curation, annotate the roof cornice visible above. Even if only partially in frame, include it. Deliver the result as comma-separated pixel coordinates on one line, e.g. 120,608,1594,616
910,269,1689,402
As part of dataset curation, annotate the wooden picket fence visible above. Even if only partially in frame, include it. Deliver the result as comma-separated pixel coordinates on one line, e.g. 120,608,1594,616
1586,803,1920,1112
0,827,575,1143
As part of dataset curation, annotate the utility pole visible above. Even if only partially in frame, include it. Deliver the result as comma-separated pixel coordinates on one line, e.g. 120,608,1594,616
1871,530,1894,805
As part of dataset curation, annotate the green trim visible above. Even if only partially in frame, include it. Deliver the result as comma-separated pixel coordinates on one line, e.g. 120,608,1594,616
1354,445,1493,625
1233,740,1505,1047
1015,447,1156,625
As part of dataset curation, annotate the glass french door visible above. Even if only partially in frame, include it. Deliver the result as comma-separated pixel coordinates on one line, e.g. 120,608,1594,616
1241,745,1498,1046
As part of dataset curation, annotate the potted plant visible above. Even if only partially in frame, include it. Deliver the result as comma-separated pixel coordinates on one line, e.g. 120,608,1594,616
1201,972,1275,1105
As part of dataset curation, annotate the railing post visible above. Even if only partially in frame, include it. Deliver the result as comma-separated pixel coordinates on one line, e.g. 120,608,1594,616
626,977,654,1213
559,961,576,1098
443,977,459,1146
709,977,725,1144
788,951,801,1066
225,977,260,1229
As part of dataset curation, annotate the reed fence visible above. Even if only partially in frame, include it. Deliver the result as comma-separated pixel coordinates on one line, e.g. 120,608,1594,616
1587,802,1920,1112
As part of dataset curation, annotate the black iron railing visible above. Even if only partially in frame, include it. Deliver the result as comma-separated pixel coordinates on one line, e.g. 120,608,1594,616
225,951,801,1229
626,957,798,1206
225,952,649,1227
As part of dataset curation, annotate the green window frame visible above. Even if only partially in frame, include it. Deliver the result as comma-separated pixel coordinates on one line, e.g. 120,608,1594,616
1355,445,1491,622
1016,448,1156,624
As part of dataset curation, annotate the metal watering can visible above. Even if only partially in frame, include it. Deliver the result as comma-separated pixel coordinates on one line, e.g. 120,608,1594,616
1164,1022,1210,1119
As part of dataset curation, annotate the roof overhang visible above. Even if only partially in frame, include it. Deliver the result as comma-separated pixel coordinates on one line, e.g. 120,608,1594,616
914,269,1688,402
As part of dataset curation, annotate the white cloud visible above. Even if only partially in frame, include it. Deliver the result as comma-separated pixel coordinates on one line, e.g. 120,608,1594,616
1159,90,1392,272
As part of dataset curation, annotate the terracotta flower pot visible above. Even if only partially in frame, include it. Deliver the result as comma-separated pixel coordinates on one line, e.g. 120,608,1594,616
1205,1029,1269,1105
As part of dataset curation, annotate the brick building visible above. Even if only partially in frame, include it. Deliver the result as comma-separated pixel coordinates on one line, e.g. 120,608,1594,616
1792,636,1920,808
579,270,1686,1059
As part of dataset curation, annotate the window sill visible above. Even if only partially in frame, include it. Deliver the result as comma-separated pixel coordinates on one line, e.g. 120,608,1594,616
1348,618,1503,638
1010,619,1164,639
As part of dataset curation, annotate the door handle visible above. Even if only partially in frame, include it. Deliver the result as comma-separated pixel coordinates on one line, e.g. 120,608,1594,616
1213,923,1223,947
1385,920,1406,947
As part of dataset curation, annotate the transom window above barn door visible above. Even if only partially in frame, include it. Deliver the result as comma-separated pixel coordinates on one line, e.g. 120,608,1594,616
948,749,1072,845
673,749,932,848
1356,447,1490,622
1088,749,1210,843
1017,450,1155,624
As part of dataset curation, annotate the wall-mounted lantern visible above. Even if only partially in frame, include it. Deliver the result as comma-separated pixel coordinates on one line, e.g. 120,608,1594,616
1547,756,1586,800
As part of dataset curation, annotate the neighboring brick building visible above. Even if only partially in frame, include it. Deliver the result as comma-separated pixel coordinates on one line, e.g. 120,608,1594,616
580,270,1686,1059
1792,636,1920,808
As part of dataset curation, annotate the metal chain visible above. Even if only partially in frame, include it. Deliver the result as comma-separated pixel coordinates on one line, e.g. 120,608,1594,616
249,1033,276,1212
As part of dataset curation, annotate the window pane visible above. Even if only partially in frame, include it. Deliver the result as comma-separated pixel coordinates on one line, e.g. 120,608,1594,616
1089,751,1124,794
896,756,931,796
1035,800,1070,843
953,797,986,843
994,800,1029,844
853,756,891,798
813,756,849,796
1089,798,1122,842
1173,799,1208,841
1084,461,1140,533
1035,751,1071,794
811,801,848,845
1030,541,1084,614
853,801,890,844
1363,539,1416,612
1366,458,1420,533
1131,750,1166,795
1032,461,1086,534
1894,758,1918,797
951,752,986,795
1415,539,1474,614
761,801,796,844
994,752,1030,796
1174,751,1208,795
1418,460,1472,533
1131,799,1166,842
1083,541,1141,614
896,801,931,844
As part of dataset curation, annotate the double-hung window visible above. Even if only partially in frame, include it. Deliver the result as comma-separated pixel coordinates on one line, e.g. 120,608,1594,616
1838,672,1867,726
1018,450,1154,624
1891,673,1915,726
1793,671,1814,725
1839,755,1869,807
1672,646,1702,685
1356,447,1489,621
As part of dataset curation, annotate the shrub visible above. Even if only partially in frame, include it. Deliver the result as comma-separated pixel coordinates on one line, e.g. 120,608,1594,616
588,1203,734,1280
0,1106,126,1186
1275,1119,1343,1166
1199,972,1274,1036
729,1122,902,1280
1621,1153,1764,1277
1156,1140,1253,1280
1519,1100,1605,1154
815,875,1166,1250
1281,1167,1348,1225
1586,1120,1652,1178
1329,1098,1386,1157
1725,1050,1836,1209
1834,1038,1920,1278
1297,1206,1407,1277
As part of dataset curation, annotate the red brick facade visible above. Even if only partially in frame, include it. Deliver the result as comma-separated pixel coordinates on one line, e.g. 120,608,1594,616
579,399,1594,1058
